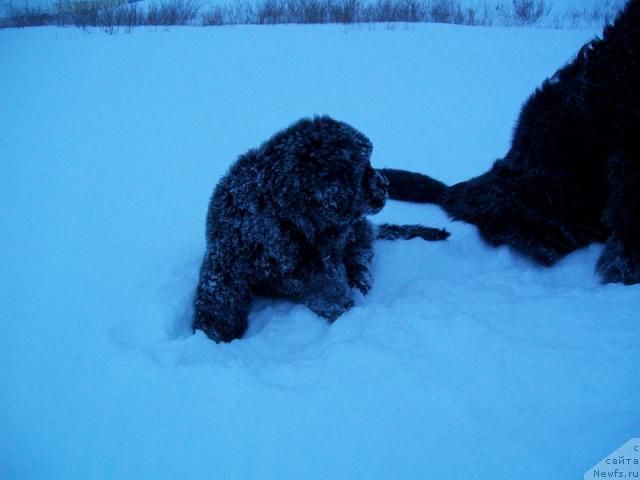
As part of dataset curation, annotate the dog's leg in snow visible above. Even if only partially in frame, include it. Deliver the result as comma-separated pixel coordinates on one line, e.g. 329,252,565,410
597,149,640,284
193,251,252,342
343,220,376,295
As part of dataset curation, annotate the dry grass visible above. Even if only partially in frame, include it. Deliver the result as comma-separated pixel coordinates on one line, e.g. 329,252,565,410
1,0,625,31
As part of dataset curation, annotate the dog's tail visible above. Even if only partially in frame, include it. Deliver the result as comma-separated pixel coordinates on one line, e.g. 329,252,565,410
378,168,449,204
376,224,450,241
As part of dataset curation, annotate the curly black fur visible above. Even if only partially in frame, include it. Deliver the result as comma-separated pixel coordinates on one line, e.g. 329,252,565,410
381,0,640,284
193,116,449,342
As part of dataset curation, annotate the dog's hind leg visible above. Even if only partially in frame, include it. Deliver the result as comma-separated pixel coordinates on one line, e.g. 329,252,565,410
193,251,252,342
597,149,640,284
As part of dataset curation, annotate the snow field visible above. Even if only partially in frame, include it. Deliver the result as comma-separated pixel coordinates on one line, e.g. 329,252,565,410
1,23,638,479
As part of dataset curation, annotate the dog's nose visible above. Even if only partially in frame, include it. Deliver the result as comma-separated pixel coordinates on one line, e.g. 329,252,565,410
367,169,388,212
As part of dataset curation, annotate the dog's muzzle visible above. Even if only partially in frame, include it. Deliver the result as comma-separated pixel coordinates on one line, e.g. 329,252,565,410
366,168,389,214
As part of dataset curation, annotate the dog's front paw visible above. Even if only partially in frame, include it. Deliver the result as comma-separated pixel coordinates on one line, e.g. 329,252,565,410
192,310,223,342
318,298,355,323
305,288,354,322
349,267,373,295
193,321,224,343
193,302,248,343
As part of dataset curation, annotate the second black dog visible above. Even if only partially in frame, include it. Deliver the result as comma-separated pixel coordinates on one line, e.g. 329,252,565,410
382,0,640,284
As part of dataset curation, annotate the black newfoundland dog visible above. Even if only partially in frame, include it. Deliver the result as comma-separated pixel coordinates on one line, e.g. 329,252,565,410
382,0,639,284
194,116,449,342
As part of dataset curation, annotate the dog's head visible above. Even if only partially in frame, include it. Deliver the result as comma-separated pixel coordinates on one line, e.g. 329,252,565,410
258,116,388,228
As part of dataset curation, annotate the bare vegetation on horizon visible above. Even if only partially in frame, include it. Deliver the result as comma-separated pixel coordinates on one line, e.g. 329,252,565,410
0,0,626,31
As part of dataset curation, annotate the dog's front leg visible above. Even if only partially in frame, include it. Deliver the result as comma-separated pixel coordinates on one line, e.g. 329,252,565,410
193,251,252,342
344,220,375,295
303,261,354,322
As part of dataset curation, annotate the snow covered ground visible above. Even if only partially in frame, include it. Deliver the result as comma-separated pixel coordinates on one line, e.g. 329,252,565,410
1,22,638,479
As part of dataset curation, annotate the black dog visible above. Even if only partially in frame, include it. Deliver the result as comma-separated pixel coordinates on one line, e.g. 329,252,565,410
194,116,449,342
382,0,639,284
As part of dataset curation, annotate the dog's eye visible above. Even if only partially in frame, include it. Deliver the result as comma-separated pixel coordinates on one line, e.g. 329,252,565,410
311,181,348,214
317,183,341,200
